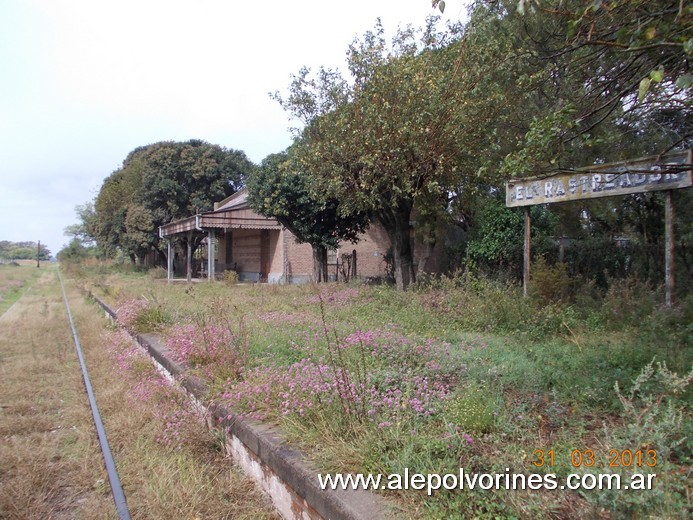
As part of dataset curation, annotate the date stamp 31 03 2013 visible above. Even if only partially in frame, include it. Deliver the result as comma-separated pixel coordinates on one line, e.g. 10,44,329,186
532,448,657,469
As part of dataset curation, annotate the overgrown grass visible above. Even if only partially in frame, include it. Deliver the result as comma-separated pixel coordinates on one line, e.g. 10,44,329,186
0,262,42,316
0,268,277,519
74,261,692,518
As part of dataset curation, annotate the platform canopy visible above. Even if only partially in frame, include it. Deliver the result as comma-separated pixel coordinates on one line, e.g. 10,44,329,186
159,189,282,283
159,190,281,238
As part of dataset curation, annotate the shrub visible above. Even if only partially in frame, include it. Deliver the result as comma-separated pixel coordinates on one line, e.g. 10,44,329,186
134,305,170,332
101,328,208,452
601,276,658,328
165,322,247,379
443,385,496,433
148,266,167,280
220,359,450,428
222,270,238,285
583,360,692,518
221,359,337,421
115,299,149,328
528,256,573,306
116,298,170,332
218,321,456,435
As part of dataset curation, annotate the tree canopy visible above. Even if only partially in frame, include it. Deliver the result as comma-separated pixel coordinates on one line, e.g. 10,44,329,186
68,2,690,288
247,149,370,282
134,139,249,225
276,20,492,289
465,0,693,177
64,203,98,248
271,3,690,288
0,241,51,261
90,140,253,263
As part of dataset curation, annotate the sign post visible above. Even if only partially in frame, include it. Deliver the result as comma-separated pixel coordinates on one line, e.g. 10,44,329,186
506,150,692,306
523,208,530,298
664,190,675,307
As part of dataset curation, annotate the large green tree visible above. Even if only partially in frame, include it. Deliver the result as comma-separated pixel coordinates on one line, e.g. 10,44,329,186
430,0,690,171
92,154,144,261
134,140,250,226
64,203,98,248
277,20,496,289
472,0,693,176
432,1,690,269
247,150,370,282
478,0,692,290
91,140,253,264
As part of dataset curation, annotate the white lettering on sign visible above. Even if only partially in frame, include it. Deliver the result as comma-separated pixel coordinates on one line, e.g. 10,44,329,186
506,151,692,207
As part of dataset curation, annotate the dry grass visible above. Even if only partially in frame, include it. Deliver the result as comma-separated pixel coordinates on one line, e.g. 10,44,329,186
0,267,110,519
0,266,278,519
0,263,41,316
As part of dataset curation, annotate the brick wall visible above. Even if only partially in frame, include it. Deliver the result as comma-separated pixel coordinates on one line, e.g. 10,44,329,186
340,225,391,279
282,223,432,282
215,223,443,284
282,225,396,283
266,230,284,283
216,232,228,267
268,230,283,275
284,231,314,283
233,229,261,273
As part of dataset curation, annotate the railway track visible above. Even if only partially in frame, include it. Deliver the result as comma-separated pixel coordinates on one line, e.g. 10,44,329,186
1,270,131,518
0,268,277,519
57,271,130,520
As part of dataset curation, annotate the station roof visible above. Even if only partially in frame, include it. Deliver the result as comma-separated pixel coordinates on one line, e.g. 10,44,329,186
159,189,281,237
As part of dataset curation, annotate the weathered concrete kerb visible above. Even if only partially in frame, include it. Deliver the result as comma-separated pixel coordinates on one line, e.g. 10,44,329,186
91,293,391,520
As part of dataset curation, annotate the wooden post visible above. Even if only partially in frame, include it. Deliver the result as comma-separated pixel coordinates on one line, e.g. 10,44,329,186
186,231,192,283
282,229,289,284
167,239,173,283
558,237,565,263
664,190,674,307
207,229,215,281
37,240,41,268
523,207,531,297
506,150,691,304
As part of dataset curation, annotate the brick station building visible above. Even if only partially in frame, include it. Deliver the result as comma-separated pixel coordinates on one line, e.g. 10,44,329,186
159,189,443,283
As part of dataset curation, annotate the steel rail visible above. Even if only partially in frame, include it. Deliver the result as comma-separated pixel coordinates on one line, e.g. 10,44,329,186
58,271,131,520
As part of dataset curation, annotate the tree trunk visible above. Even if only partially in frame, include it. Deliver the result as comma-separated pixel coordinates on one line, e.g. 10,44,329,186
155,246,167,268
416,239,435,279
312,244,328,283
379,203,415,290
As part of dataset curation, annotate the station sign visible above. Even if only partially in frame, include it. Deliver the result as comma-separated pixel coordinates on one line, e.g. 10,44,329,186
506,150,691,207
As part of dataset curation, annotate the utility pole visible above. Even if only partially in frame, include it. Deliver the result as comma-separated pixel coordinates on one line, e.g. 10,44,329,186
37,240,41,268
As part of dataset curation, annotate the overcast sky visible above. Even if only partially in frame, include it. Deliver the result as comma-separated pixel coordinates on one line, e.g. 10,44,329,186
0,0,466,257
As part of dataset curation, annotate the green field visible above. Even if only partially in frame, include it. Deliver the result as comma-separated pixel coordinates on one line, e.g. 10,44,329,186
0,262,44,317
77,262,692,519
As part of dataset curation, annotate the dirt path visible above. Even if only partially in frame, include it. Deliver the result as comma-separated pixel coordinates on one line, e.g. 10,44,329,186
0,268,278,519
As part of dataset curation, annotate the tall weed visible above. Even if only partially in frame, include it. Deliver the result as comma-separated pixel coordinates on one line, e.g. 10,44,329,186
584,360,692,518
